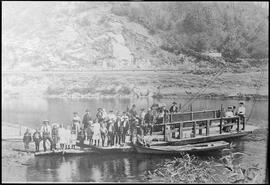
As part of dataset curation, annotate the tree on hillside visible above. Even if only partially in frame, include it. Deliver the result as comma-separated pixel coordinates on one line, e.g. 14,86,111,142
111,2,268,60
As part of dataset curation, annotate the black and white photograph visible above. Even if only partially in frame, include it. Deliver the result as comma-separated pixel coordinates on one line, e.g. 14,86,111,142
2,1,268,183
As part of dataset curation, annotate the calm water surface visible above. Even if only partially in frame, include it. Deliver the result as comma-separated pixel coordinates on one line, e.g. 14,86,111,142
2,97,268,182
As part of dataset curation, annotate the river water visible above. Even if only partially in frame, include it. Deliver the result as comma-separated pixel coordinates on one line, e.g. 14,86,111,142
2,96,268,182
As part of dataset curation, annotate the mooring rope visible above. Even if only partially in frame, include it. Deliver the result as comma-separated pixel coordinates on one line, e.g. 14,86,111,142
246,66,265,123
180,63,227,112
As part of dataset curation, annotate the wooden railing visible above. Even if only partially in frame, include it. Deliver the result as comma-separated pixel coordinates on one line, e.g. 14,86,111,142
153,116,243,141
163,109,221,124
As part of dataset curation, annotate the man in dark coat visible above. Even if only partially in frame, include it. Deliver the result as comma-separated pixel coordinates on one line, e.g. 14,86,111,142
130,119,138,144
169,102,178,113
51,124,59,150
107,120,115,146
129,104,138,120
33,129,42,152
41,120,53,152
23,128,32,152
121,113,129,144
144,108,154,135
78,128,86,148
82,109,92,129
114,117,120,146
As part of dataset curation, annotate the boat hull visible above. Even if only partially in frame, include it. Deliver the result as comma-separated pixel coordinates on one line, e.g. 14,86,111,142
76,143,135,154
34,149,97,156
133,141,229,155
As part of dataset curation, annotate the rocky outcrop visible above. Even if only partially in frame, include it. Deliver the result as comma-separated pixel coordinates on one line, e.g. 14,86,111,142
2,2,183,71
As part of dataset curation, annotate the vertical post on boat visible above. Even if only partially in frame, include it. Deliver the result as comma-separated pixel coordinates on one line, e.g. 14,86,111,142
190,104,195,137
164,116,166,141
179,103,182,111
19,123,22,136
199,121,203,135
193,121,196,137
179,122,183,139
220,104,223,134
206,120,210,136
243,116,246,130
190,104,193,120
237,116,240,132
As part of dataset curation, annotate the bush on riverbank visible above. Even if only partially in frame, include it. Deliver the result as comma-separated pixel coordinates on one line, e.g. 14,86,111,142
145,153,264,183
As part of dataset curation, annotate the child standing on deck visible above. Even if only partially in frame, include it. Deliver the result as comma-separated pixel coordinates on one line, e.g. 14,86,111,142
51,124,59,150
100,122,108,147
65,126,72,149
70,128,77,149
23,128,32,152
86,121,94,145
58,124,66,150
92,119,101,146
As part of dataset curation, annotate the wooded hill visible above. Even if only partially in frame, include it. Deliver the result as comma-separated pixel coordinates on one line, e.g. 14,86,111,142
112,2,268,60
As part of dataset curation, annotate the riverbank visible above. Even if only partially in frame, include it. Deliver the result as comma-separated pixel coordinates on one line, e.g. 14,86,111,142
2,140,35,182
2,122,35,182
2,70,268,100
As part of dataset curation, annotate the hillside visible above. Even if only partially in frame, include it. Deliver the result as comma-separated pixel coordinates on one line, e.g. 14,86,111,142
3,2,268,71
2,2,189,71
2,2,268,99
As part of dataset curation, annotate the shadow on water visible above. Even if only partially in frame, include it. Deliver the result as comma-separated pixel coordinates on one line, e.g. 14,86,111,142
25,151,228,182
25,153,173,182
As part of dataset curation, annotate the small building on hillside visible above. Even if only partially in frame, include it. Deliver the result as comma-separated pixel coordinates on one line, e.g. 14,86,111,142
202,50,222,58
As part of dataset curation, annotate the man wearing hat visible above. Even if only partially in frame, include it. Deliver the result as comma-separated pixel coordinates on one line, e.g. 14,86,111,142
107,110,117,123
107,120,115,146
82,109,92,130
223,106,234,132
23,128,32,152
139,108,147,136
51,124,59,150
114,115,122,146
225,106,234,117
96,108,105,122
129,104,138,120
121,112,130,144
145,108,154,135
130,119,138,144
72,112,81,135
33,128,42,152
237,101,246,128
169,102,178,113
40,120,53,152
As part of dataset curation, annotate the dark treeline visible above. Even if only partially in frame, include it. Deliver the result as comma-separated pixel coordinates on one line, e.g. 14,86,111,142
111,2,268,60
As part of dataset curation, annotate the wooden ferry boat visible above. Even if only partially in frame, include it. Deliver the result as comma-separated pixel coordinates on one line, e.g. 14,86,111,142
34,105,257,156
133,105,258,154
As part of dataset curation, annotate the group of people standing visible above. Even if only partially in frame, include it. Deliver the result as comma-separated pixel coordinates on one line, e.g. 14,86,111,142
22,101,246,152
223,101,246,132
23,102,182,152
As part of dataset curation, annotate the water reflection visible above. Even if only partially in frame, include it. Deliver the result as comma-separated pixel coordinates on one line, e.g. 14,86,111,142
25,154,170,182
22,138,267,182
